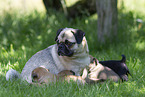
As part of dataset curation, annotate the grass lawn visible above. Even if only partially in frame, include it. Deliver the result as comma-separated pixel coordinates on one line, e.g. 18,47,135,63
0,0,145,97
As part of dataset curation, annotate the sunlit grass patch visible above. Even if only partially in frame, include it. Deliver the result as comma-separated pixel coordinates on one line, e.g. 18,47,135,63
136,40,145,51
0,0,45,13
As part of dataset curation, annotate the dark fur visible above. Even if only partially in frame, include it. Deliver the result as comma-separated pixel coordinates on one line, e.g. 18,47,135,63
99,55,131,81
57,42,74,57
71,29,85,44
55,28,64,41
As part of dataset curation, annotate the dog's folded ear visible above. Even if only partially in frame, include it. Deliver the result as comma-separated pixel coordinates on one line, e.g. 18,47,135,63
55,28,64,41
71,29,85,44
121,55,126,63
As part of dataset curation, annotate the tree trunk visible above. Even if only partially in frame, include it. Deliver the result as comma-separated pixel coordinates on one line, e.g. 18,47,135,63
43,0,97,18
67,0,96,18
96,0,118,43
43,0,62,14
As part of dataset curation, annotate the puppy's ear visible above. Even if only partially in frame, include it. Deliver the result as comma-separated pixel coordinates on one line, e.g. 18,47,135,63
70,70,75,75
72,29,85,44
121,55,126,63
55,28,64,41
90,55,95,63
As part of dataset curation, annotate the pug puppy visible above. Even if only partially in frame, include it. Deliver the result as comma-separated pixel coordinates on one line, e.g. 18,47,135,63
99,55,131,81
32,67,57,84
89,56,120,82
31,67,87,84
31,67,103,85
6,28,90,83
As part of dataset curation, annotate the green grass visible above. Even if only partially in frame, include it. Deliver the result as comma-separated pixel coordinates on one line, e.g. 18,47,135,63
0,0,145,97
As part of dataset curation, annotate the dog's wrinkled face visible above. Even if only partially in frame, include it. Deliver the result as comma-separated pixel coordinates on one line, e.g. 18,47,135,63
55,28,85,57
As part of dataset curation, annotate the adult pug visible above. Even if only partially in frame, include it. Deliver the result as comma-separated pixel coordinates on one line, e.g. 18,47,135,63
6,28,90,83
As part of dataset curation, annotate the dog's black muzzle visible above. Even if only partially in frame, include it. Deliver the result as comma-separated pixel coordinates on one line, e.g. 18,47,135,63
57,43,74,57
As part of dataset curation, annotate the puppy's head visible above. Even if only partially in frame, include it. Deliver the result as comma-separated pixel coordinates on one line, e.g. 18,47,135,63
89,55,99,69
32,67,56,83
55,28,88,57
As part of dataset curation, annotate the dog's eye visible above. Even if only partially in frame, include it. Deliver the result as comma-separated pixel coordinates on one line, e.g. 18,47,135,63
65,40,75,47
56,40,59,44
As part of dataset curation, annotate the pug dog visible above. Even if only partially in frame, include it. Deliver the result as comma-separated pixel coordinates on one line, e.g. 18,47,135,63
88,56,120,82
89,55,131,82
31,67,86,84
6,28,90,83
31,67,104,85
32,67,57,84
99,55,131,81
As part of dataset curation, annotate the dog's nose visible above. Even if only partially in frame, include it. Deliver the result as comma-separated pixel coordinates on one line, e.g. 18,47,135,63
32,73,38,79
59,45,63,49
58,43,65,50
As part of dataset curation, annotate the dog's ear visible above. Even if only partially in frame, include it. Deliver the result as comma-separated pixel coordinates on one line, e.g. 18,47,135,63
70,70,75,75
71,29,85,44
90,55,96,63
121,55,126,63
55,28,64,41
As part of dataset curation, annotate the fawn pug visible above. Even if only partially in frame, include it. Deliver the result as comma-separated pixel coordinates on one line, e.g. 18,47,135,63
6,28,90,83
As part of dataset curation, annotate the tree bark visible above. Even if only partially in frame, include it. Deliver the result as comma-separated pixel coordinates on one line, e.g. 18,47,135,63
96,0,118,43
43,0,96,18
67,0,96,18
43,0,62,13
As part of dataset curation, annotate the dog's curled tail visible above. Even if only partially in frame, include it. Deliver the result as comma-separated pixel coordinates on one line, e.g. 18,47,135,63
6,69,20,81
121,55,126,63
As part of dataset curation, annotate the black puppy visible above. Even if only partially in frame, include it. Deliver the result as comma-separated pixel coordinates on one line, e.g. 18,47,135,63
99,55,131,81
